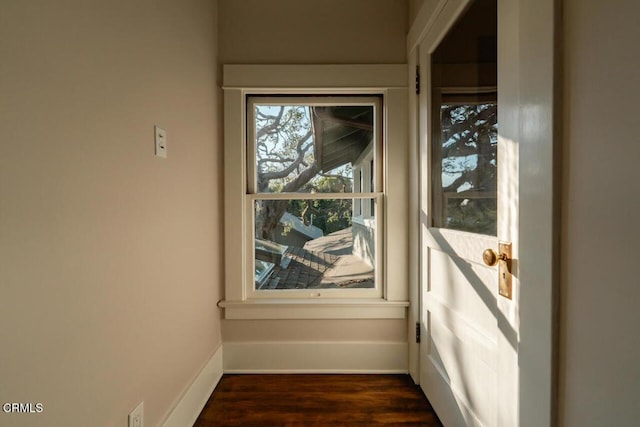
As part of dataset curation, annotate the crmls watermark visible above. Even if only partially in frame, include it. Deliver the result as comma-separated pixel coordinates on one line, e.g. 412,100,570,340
2,403,44,413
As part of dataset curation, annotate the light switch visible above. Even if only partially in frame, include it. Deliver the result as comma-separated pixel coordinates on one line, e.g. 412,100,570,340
154,126,167,158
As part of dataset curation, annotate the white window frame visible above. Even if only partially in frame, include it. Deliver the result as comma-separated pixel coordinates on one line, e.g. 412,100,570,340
219,64,410,320
352,145,376,219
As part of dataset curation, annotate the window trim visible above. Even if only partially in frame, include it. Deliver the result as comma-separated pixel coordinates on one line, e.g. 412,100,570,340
221,64,409,320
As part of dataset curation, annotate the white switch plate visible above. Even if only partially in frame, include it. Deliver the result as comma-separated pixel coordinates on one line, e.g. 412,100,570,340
154,126,167,158
128,401,144,427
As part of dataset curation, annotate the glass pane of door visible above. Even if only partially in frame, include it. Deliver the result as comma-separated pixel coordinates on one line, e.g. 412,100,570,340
434,96,497,235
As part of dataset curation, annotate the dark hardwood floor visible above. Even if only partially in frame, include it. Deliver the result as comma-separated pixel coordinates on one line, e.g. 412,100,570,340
194,374,443,426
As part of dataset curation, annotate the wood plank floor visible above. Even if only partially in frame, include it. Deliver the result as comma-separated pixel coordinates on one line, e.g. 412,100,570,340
194,374,443,426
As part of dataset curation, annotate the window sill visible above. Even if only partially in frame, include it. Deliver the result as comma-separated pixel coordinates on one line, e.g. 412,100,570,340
218,299,409,320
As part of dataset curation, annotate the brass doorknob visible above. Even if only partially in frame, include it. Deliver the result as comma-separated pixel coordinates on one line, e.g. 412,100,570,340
482,248,508,266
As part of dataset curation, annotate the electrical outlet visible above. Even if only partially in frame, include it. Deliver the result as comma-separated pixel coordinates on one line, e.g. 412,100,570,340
154,125,167,158
128,401,143,427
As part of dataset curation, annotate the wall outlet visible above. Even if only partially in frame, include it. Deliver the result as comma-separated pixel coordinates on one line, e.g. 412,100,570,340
128,401,144,427
154,125,167,158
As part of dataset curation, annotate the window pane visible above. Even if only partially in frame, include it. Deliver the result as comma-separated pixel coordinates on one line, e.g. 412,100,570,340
253,198,376,290
252,103,375,194
434,102,497,235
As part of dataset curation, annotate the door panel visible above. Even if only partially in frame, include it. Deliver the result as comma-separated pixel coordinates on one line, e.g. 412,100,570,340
428,247,497,337
421,236,502,426
423,308,498,426
431,315,497,421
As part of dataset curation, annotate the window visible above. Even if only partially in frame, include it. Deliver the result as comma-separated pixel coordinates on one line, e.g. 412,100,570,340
247,97,382,298
431,88,498,235
220,64,409,319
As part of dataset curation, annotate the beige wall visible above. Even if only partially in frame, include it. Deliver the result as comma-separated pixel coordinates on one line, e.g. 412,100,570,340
219,0,408,64
409,0,427,28
560,0,640,425
223,319,406,342
218,0,409,346
0,1,222,426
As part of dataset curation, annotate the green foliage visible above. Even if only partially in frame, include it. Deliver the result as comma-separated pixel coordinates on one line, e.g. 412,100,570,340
286,192,353,237
289,175,354,235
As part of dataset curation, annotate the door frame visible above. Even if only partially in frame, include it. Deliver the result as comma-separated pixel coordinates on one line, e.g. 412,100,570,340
407,0,560,425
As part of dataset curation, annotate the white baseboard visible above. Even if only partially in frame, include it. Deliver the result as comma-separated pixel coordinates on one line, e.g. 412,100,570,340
223,341,408,373
162,345,223,427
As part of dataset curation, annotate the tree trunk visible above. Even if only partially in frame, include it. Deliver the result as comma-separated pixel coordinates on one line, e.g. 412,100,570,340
256,163,321,241
256,199,289,241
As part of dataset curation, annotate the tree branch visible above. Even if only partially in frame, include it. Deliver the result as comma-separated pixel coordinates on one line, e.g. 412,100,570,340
259,129,314,181
258,157,295,165
256,106,285,140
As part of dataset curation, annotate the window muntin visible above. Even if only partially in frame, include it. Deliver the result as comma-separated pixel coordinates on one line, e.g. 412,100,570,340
246,96,382,298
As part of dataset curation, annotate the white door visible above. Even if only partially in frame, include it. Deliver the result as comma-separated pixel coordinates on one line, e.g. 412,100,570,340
412,0,557,425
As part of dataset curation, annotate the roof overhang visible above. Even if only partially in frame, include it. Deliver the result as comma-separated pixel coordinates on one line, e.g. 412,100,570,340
312,106,373,172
